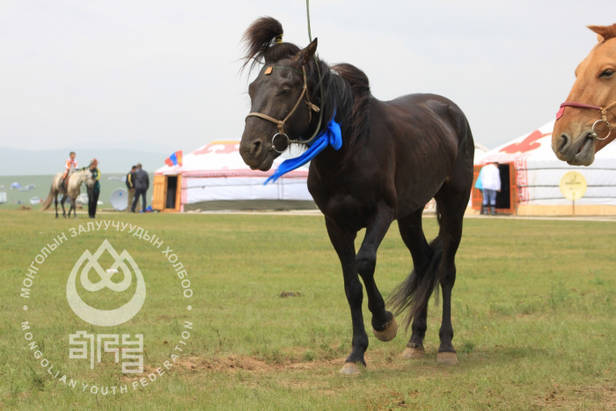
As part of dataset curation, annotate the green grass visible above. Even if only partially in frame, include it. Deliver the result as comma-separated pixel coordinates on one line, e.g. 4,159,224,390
0,210,615,410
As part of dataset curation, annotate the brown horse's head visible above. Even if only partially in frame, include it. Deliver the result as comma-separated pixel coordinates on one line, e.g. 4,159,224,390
552,24,616,166
239,17,319,171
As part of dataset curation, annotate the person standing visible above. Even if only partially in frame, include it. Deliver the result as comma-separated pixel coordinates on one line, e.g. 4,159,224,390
131,163,149,213
125,165,139,212
480,161,501,215
87,159,101,218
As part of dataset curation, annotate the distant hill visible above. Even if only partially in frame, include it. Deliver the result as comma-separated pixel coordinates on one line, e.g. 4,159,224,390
0,147,165,175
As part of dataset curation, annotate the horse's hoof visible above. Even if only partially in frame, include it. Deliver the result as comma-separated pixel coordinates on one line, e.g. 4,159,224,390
436,351,458,365
339,362,363,376
373,318,398,342
401,346,424,359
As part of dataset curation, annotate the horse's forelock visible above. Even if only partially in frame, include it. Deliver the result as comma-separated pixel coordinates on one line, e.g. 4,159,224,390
588,24,616,43
263,43,301,64
242,17,301,72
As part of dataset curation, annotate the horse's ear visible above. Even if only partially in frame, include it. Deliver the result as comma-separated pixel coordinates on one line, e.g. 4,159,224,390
588,24,616,42
294,38,318,65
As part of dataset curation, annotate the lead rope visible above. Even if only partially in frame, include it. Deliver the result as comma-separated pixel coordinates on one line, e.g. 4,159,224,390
300,0,325,146
306,0,313,42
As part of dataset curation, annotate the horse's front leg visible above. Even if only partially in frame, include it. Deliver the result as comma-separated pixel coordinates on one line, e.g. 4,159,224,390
60,195,67,218
325,217,366,375
356,204,397,341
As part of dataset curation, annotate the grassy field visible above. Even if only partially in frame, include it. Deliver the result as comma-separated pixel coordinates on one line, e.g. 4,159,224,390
0,210,615,410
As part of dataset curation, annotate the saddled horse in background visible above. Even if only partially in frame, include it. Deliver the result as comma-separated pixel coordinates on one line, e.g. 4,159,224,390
239,17,474,374
553,23,616,165
41,169,94,218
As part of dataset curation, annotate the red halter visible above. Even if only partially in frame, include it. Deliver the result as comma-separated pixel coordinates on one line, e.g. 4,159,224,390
556,102,602,120
556,100,616,141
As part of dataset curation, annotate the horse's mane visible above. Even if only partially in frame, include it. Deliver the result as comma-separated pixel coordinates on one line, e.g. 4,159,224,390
242,17,373,142
331,63,372,141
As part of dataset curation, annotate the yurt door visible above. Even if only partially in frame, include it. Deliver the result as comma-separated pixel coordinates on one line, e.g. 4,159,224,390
472,163,516,214
164,175,181,211
494,162,516,214
471,165,482,211
152,175,166,210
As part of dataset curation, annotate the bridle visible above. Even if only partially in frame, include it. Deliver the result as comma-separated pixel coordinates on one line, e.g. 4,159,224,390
245,64,324,153
557,100,616,141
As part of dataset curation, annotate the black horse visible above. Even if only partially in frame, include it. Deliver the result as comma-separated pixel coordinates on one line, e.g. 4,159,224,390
239,17,474,374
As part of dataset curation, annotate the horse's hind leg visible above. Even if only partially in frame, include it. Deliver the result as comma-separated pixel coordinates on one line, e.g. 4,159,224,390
396,209,432,358
54,195,59,218
433,183,470,365
356,204,397,342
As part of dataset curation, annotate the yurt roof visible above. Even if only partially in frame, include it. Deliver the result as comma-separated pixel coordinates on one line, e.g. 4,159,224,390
477,121,557,165
155,140,308,178
473,142,490,164
478,120,616,167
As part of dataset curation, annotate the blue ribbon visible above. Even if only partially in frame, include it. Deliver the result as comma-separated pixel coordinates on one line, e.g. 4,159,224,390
264,114,342,185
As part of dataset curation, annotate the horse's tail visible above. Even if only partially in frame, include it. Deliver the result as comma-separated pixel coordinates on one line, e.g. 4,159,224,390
40,185,55,211
388,236,444,330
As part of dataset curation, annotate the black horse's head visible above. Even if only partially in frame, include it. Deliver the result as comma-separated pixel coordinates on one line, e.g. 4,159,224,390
239,17,319,171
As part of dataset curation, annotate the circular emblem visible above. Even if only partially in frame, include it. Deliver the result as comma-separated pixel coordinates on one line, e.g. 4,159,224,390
66,239,146,327
559,171,587,201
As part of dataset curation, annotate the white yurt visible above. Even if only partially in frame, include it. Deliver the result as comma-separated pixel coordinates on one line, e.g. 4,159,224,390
153,141,313,211
472,121,616,215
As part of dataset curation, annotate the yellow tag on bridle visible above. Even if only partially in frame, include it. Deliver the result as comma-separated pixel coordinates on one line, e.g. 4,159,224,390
264,66,273,75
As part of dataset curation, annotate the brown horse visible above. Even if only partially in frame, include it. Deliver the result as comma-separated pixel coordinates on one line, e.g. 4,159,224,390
239,17,474,374
552,23,616,165
41,169,94,218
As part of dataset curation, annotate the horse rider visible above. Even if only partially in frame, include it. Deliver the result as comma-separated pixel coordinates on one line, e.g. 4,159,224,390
62,151,78,191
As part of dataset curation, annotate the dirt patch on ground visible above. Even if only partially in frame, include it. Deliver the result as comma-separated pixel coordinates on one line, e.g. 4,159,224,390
178,355,274,372
536,382,616,409
175,354,345,373
120,355,289,383
170,349,448,375
122,347,456,381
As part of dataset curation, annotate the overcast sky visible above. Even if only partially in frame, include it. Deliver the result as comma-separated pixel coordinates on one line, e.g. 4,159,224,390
1,0,615,156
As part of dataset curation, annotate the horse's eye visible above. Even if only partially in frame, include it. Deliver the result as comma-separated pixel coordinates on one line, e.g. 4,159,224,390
278,87,291,96
599,69,614,79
